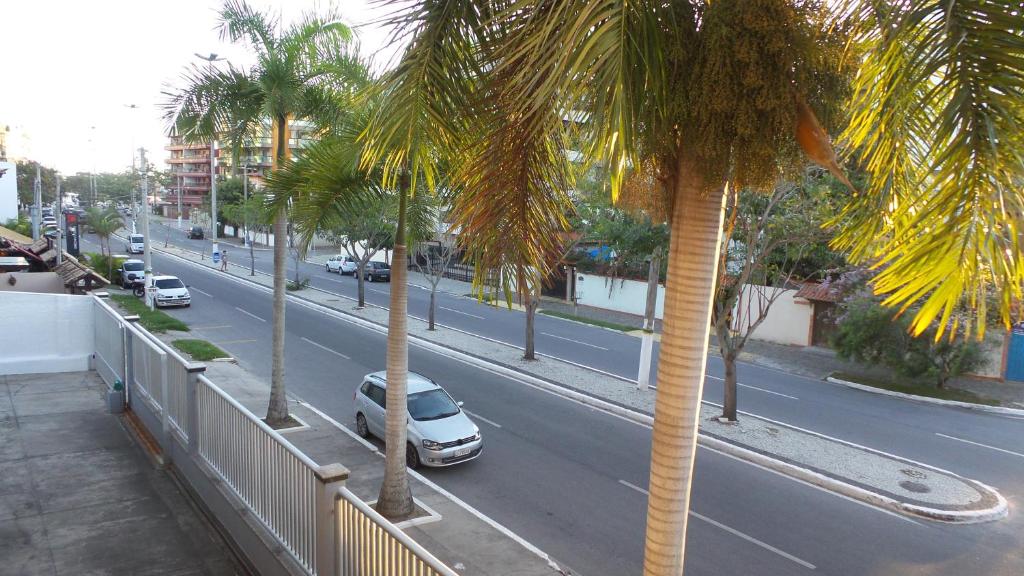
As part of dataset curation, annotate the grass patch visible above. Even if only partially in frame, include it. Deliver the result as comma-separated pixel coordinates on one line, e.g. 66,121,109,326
538,309,638,332
111,294,189,333
172,339,229,361
832,372,1002,406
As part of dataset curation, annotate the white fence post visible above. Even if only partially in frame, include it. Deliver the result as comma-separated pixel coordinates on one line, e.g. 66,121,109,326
158,352,171,461
314,464,349,576
185,365,205,456
123,315,141,409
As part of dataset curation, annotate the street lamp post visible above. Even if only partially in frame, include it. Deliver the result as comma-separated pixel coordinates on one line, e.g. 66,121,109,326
194,52,226,264
242,164,258,275
139,147,155,310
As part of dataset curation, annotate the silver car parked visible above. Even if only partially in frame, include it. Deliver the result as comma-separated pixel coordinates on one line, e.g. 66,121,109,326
353,371,482,468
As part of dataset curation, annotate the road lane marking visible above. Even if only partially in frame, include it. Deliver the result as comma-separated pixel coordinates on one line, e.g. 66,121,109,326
738,383,799,400
190,287,213,297
690,512,816,570
368,287,387,294
619,479,816,569
215,339,258,345
462,409,501,428
192,325,232,330
540,332,609,350
619,479,648,494
234,307,266,322
935,433,1024,459
301,337,351,359
440,306,485,320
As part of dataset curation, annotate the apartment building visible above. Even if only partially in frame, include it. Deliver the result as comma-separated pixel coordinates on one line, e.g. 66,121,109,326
164,121,313,218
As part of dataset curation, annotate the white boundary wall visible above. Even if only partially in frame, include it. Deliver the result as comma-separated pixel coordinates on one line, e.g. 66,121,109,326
0,291,94,374
732,285,813,347
576,273,665,319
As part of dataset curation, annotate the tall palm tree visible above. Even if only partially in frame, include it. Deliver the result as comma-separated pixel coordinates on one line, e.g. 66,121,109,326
367,1,1024,574
164,0,362,426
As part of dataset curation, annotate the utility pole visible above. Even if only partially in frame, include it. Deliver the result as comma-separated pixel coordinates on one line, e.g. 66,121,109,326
31,165,41,240
177,173,183,229
195,52,225,263
140,148,154,310
244,164,255,275
56,175,63,266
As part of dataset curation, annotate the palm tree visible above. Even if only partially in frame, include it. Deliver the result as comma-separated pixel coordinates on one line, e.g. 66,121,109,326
87,207,124,282
164,0,362,426
366,1,1024,574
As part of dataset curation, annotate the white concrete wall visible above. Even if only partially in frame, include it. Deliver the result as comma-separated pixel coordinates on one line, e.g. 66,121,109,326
0,161,17,221
0,292,94,375
732,285,813,347
575,273,665,319
0,272,65,294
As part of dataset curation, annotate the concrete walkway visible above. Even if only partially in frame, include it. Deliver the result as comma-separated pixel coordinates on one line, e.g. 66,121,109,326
134,238,1010,523
0,372,242,576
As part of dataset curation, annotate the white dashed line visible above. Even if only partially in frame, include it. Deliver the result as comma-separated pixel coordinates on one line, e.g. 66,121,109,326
935,433,1024,459
300,337,351,359
234,307,266,322
540,332,609,350
190,287,213,297
462,409,501,428
440,306,485,320
618,479,815,569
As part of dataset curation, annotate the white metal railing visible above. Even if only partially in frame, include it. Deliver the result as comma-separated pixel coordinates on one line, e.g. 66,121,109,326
336,487,459,576
90,295,456,576
130,327,166,409
196,374,319,573
93,298,125,388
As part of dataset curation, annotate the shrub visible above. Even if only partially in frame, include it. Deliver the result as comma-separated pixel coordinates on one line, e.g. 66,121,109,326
3,217,33,237
286,278,311,291
831,294,984,388
84,252,127,285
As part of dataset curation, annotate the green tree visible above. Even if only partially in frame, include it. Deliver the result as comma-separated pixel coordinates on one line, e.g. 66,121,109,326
366,1,1024,572
712,171,844,421
204,176,244,237
15,160,58,206
165,0,362,427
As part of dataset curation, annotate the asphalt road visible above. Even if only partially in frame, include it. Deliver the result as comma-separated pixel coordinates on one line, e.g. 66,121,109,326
87,230,1024,576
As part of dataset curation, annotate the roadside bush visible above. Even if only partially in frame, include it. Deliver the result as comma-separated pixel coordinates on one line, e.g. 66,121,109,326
84,252,127,285
831,294,984,388
4,216,33,237
286,278,311,291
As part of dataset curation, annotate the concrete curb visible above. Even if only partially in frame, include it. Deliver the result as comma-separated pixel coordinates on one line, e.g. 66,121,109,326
698,435,1008,524
827,376,1024,417
147,242,1009,525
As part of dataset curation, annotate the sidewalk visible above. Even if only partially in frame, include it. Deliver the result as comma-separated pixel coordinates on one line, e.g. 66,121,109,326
138,238,1009,522
1,371,243,576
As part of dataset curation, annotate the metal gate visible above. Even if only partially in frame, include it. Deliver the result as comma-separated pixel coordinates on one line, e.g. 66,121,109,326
1005,325,1024,382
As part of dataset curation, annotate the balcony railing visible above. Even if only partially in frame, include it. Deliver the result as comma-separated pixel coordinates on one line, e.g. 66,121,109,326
92,294,460,576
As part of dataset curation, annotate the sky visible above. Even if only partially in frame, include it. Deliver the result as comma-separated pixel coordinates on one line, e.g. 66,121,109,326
0,0,400,176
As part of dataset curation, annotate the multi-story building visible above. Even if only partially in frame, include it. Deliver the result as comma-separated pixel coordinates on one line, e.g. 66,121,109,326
164,121,315,218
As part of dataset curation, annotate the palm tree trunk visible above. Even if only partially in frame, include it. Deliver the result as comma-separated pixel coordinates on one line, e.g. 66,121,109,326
643,153,727,576
266,114,290,426
266,206,289,424
377,176,413,519
356,265,366,308
428,288,436,330
638,253,660,389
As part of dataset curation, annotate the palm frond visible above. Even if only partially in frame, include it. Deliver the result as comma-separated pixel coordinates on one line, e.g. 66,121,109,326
836,0,1024,336
219,0,278,57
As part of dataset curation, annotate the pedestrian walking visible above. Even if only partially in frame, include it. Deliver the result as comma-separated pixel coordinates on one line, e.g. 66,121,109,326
220,248,229,272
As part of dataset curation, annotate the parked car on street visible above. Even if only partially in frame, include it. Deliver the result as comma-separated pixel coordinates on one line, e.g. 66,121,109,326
120,259,145,288
353,371,481,469
188,226,204,239
125,234,145,254
325,254,357,275
365,261,391,282
151,275,191,308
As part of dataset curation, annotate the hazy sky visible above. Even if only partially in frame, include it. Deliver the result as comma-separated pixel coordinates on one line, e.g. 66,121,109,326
0,0,398,175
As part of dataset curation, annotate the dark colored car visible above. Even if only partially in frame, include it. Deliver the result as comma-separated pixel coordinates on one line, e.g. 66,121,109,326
188,226,204,239
365,261,391,282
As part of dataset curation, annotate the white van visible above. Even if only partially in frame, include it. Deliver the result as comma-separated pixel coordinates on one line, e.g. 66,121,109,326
126,234,145,254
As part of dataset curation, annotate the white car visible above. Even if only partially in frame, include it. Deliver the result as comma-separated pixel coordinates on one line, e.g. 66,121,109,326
126,234,145,254
325,254,358,275
151,275,191,308
353,371,482,469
